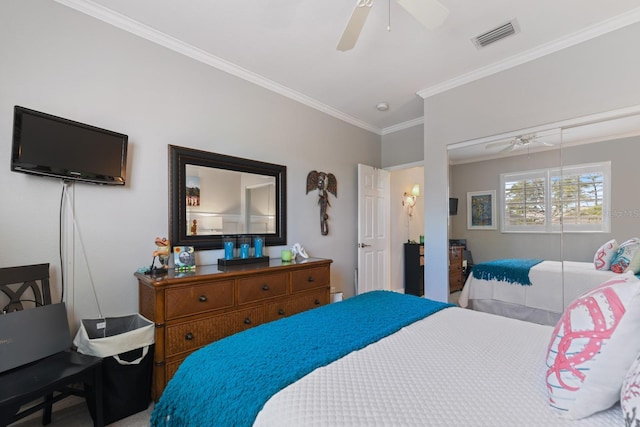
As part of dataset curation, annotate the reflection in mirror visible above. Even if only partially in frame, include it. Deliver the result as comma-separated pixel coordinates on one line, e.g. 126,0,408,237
170,145,286,250
559,113,640,260
185,165,276,236
447,109,640,326
447,132,562,263
246,183,276,233
449,111,640,263
447,132,562,325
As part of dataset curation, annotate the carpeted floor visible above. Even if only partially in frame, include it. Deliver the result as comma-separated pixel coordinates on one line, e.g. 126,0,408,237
10,396,152,427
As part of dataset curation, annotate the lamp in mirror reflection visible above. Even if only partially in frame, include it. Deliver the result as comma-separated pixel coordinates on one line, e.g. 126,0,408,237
403,184,420,218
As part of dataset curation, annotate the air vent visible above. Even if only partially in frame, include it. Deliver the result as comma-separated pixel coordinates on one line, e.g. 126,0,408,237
473,20,519,48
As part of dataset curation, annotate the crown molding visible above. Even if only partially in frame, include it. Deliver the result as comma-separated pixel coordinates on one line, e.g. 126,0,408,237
54,0,382,135
417,7,640,99
381,117,424,135
52,1,640,136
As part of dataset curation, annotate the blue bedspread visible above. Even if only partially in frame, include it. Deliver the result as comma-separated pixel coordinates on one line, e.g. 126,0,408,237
472,258,544,286
151,290,452,427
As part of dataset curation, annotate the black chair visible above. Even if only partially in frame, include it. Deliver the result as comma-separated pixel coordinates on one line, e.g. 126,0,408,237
0,263,104,427
0,263,51,312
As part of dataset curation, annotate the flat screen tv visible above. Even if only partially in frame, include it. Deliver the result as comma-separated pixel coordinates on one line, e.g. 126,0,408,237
11,106,128,185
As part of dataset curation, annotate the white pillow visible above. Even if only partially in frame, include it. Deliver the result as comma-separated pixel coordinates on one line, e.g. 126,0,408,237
593,239,619,271
610,238,640,274
545,273,640,419
621,351,640,425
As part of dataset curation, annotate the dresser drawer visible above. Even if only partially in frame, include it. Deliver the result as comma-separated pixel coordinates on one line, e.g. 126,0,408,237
237,273,287,304
265,288,328,322
449,247,463,265
449,273,464,292
165,306,263,358
449,265,463,273
165,359,183,386
165,280,234,319
291,267,329,293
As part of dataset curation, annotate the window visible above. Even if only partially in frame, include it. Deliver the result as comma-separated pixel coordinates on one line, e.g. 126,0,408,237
501,162,610,233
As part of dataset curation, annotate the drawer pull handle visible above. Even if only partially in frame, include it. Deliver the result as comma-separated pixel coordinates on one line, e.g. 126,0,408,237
307,276,315,282
185,332,194,341
244,317,252,325
314,299,320,305
198,295,208,302
278,309,285,315
262,284,270,291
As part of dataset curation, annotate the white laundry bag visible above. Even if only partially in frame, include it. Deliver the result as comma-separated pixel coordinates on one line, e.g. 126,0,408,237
73,313,155,424
73,313,154,363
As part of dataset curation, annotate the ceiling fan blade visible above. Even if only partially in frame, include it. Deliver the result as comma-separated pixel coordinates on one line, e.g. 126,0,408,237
485,139,510,150
337,0,374,52
396,0,449,30
499,144,516,153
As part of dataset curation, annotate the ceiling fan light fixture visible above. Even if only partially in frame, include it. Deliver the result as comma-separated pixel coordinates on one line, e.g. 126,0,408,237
337,0,449,51
515,134,536,145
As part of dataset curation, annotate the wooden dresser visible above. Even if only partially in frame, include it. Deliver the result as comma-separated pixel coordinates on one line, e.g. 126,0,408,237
448,246,465,292
136,257,332,400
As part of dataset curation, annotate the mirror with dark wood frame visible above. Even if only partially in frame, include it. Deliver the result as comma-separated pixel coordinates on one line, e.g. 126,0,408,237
169,145,287,250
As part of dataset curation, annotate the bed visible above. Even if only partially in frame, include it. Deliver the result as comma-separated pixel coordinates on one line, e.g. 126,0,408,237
458,260,620,325
150,290,626,426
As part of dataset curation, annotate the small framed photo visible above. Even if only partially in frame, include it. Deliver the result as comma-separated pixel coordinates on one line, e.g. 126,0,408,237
174,246,196,270
467,190,497,230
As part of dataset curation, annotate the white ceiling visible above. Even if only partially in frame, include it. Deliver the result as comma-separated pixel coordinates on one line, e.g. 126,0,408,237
56,0,640,135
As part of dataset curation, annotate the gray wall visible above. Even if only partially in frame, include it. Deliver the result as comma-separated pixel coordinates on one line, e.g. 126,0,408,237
0,0,380,325
381,125,424,168
422,22,640,301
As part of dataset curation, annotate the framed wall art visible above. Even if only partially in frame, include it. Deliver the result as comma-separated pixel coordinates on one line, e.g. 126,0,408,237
467,190,497,230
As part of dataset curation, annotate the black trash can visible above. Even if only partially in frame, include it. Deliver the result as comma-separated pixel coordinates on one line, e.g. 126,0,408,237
73,314,154,425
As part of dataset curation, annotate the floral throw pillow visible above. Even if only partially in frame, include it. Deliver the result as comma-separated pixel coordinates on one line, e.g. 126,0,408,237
621,351,640,426
545,273,640,419
610,238,640,273
593,239,619,271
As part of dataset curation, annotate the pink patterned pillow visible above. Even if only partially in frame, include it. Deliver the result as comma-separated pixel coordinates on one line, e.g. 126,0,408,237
545,273,640,419
621,352,640,425
593,239,618,271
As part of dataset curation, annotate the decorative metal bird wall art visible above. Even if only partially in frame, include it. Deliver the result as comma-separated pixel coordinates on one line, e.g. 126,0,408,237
306,170,337,235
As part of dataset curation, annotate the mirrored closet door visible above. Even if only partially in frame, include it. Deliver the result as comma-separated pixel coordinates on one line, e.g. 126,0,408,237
447,108,640,326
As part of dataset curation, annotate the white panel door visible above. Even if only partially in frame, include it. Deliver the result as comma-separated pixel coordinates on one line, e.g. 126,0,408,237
357,164,390,294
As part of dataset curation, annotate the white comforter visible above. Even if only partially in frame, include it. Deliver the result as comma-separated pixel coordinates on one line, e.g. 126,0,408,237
254,307,621,426
459,261,618,314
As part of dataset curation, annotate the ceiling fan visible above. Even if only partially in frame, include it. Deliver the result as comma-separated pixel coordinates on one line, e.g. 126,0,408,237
337,0,449,51
485,134,555,153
